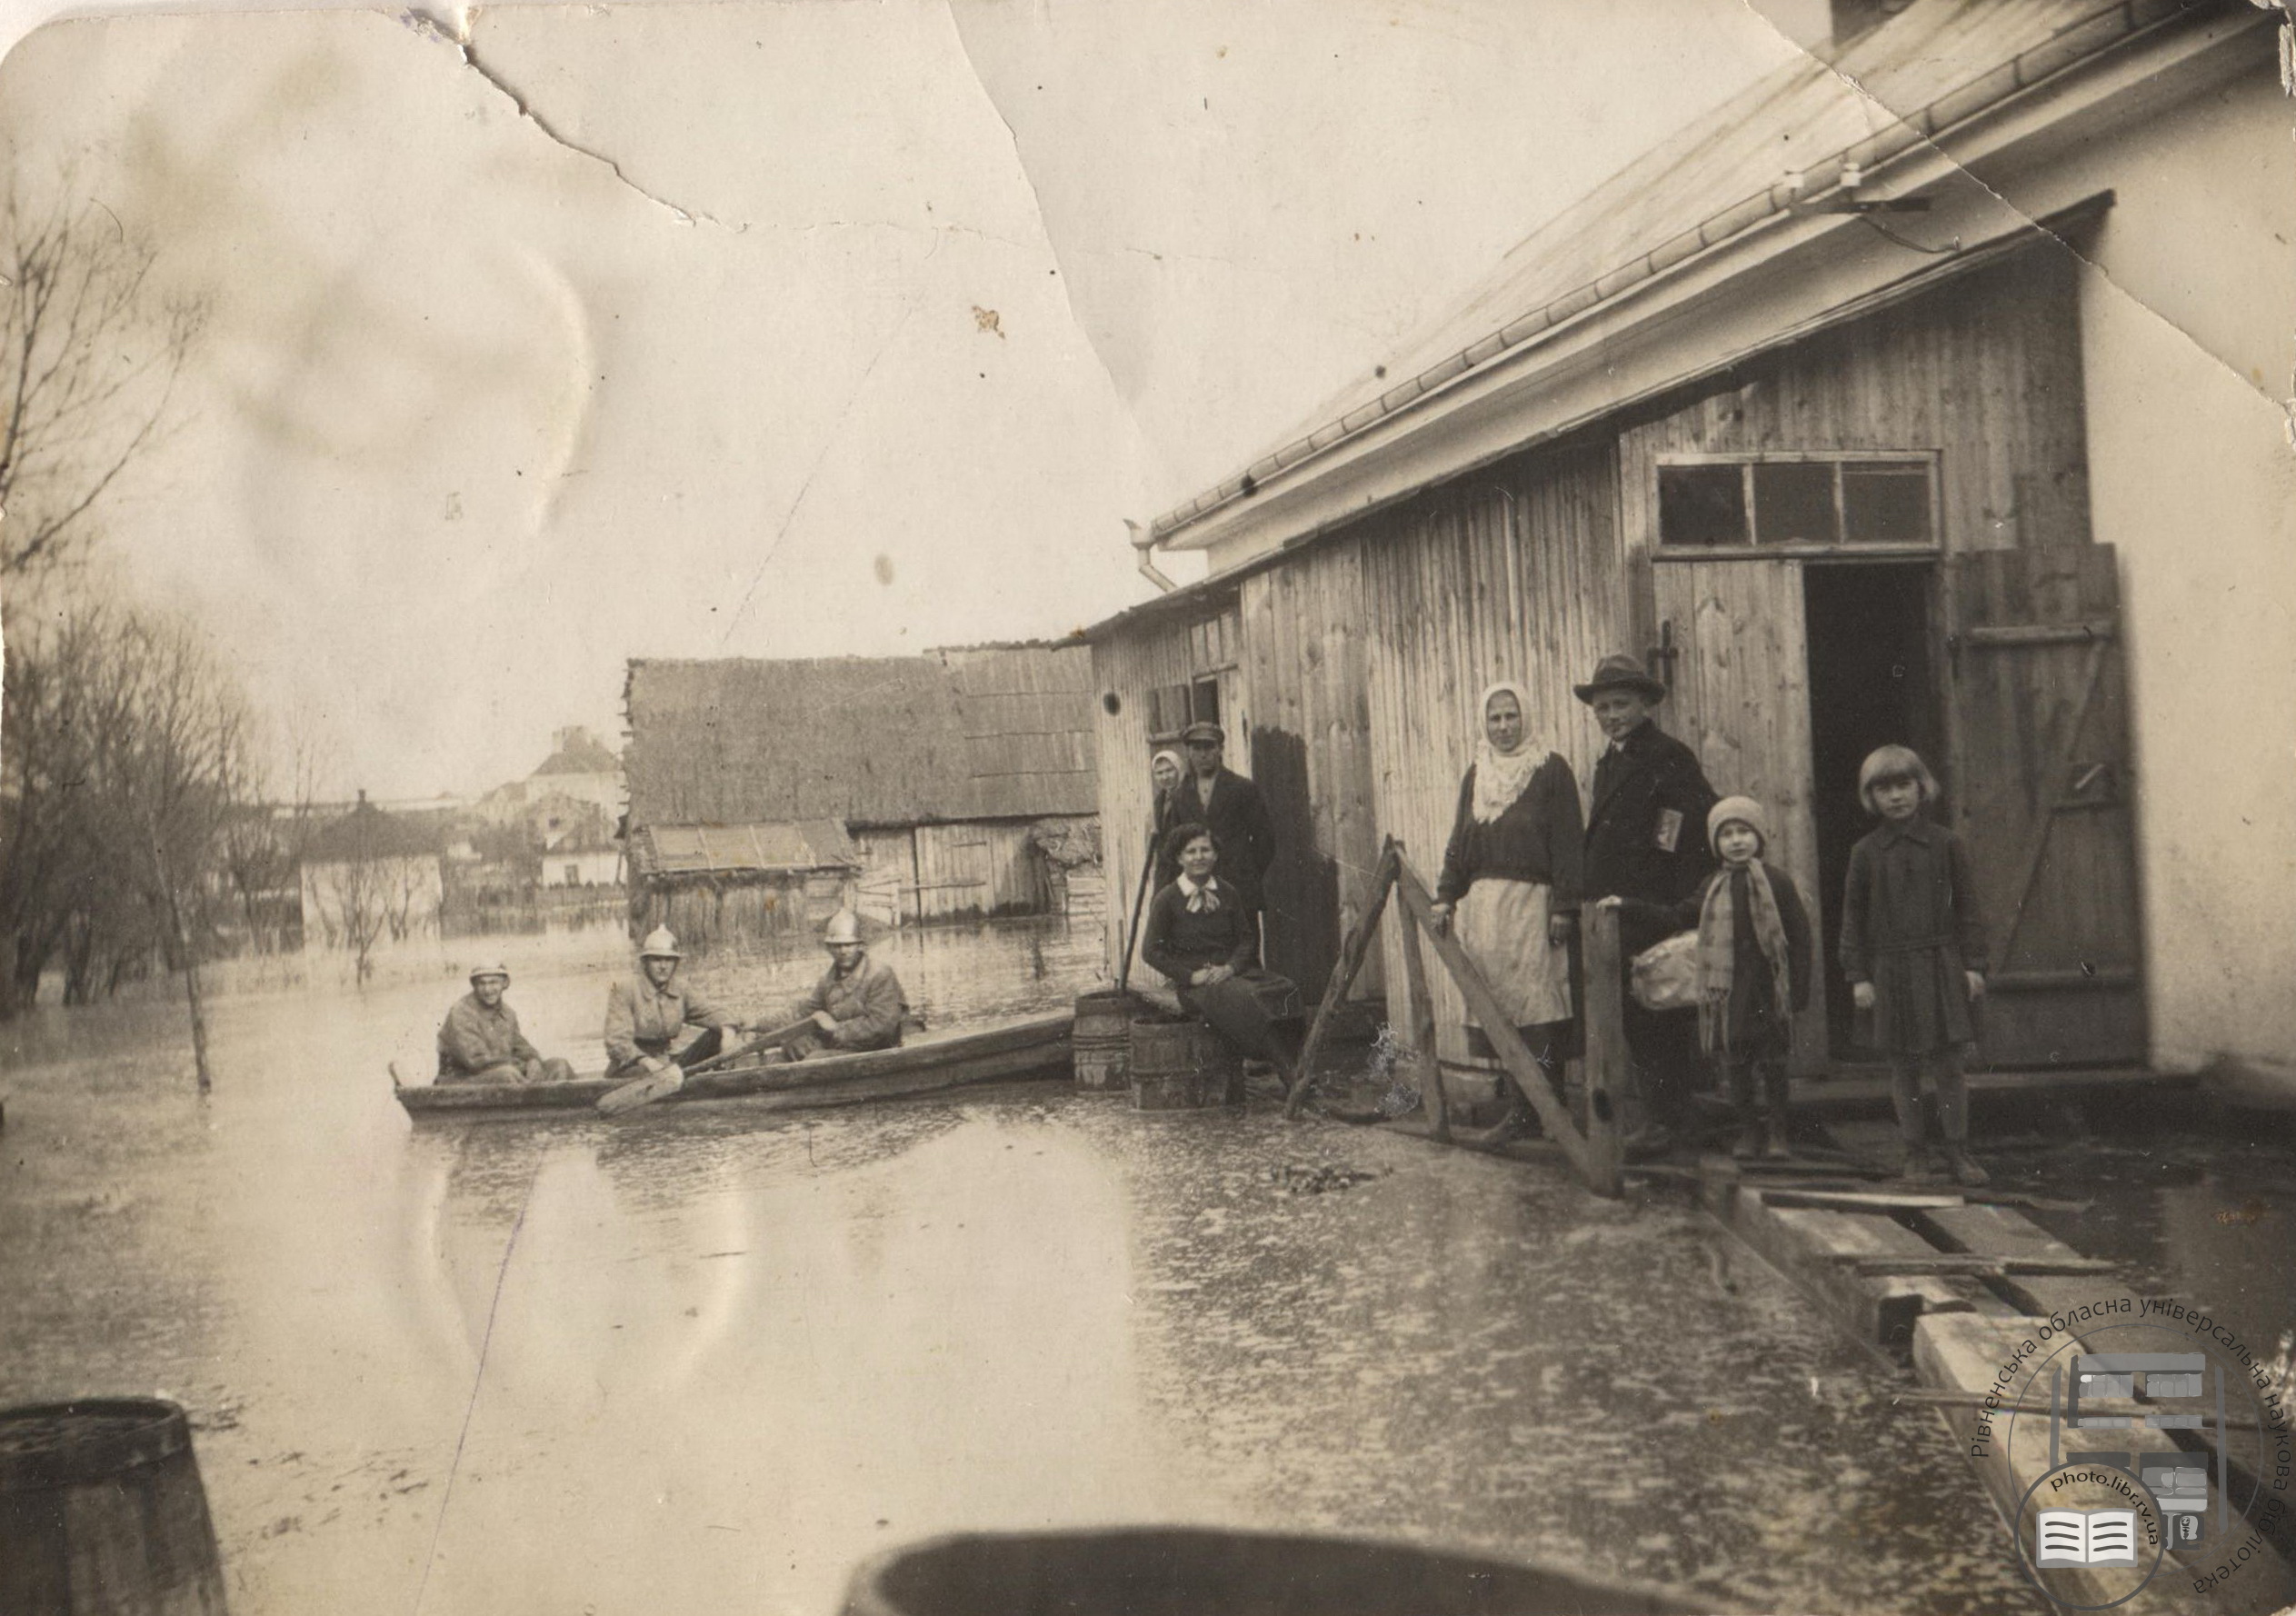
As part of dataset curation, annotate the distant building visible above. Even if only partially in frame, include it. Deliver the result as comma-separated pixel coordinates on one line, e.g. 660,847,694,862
623,643,1099,944
473,726,624,827
298,796,445,956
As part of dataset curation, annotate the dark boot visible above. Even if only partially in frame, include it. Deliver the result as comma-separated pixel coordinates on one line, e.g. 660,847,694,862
1931,1052,1984,1182
1761,1063,1793,1159
1762,1114,1792,1161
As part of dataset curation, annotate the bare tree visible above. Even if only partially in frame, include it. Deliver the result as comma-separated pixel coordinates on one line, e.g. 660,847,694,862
0,187,205,578
0,594,256,1092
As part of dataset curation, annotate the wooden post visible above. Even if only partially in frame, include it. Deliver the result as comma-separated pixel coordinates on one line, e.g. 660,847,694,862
1578,899,1627,1197
1396,849,1446,1142
1283,842,1398,1119
1392,861,1615,1195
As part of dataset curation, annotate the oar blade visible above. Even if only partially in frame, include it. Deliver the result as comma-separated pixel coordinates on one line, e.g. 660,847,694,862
596,1065,685,1116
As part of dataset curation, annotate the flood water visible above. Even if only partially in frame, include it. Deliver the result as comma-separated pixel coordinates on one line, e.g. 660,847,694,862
12,922,2272,1615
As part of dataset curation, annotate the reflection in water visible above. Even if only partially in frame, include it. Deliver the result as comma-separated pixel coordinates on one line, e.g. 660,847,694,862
17,945,2271,1614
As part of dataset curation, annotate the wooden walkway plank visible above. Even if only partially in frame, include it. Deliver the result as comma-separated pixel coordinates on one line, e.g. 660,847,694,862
1725,1187,1972,1354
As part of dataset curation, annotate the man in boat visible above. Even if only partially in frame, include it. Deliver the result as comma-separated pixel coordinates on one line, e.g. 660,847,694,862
783,910,909,1060
604,927,744,1083
436,963,576,1084
1167,721,1277,914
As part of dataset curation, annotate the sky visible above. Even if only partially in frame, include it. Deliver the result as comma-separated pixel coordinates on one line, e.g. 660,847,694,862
0,0,1818,800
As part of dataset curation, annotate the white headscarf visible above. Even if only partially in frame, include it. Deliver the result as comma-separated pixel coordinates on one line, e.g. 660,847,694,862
1469,680,1549,823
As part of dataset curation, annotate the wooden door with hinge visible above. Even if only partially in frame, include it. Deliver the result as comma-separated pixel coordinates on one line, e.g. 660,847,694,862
1653,558,1830,1075
1946,544,2145,1067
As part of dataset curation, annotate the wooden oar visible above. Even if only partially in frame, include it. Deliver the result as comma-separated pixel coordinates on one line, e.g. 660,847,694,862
596,1019,814,1117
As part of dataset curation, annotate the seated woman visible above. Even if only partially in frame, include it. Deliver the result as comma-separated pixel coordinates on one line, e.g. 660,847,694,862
1139,822,1303,1082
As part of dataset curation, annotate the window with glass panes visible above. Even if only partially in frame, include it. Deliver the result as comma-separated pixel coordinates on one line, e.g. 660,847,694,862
1656,454,1937,550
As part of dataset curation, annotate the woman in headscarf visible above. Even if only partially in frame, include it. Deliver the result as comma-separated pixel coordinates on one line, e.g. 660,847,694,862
1427,681,1585,1132
1140,821,1303,1081
1148,748,1187,888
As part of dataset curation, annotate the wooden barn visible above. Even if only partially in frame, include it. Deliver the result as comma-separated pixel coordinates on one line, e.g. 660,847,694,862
1090,0,2296,1092
624,821,861,949
624,643,1099,942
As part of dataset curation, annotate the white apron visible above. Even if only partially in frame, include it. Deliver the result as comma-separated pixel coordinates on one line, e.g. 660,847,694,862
1455,877,1572,1029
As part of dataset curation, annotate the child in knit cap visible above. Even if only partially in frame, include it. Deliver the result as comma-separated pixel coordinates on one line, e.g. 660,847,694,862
1604,793,1812,1157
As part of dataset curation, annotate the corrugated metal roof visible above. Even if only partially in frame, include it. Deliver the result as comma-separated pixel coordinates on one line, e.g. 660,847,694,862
624,644,1098,829
1148,0,2229,542
633,820,860,877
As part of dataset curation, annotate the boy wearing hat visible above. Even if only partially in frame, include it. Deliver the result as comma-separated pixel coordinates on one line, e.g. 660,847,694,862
784,910,910,1060
1169,721,1277,913
603,927,742,1082
436,963,574,1084
1576,653,1719,1153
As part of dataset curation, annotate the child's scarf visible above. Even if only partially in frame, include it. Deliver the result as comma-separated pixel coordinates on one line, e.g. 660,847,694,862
1696,862,1792,1055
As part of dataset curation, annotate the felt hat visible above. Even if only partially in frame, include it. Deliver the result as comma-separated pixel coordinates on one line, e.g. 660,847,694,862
468,963,511,983
637,926,683,960
1572,653,1668,705
1179,721,1226,744
822,910,864,946
1708,794,1770,851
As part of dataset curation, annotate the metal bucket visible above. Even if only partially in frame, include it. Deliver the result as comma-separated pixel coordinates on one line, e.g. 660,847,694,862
0,1399,230,1615
841,1527,1711,1616
1073,990,1143,1092
1128,1016,1243,1111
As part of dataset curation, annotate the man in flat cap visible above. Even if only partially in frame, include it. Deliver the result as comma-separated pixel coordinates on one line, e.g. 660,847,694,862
1161,720,1277,916
1578,653,1718,1154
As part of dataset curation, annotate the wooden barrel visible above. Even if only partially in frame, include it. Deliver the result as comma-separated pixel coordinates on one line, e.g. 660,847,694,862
1128,1016,1243,1111
1072,990,1142,1092
842,1527,1707,1615
0,1400,229,1616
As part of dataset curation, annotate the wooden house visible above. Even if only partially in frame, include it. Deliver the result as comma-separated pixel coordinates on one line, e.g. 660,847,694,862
624,821,861,948
624,643,1098,939
1089,0,2296,1089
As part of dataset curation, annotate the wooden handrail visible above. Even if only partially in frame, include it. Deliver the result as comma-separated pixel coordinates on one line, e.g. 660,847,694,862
1284,834,1622,1198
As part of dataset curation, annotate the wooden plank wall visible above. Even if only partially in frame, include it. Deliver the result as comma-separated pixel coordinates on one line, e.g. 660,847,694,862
1239,540,1379,1001
1357,439,1631,1057
1617,248,2090,581
912,822,1053,922
1088,597,1244,983
634,871,856,953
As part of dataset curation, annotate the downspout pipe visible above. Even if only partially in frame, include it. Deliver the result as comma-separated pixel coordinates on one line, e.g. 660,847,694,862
1123,518,1176,594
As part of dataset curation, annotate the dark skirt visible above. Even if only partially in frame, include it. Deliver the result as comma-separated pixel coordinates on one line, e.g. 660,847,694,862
1177,970,1301,1064
1857,944,1977,1056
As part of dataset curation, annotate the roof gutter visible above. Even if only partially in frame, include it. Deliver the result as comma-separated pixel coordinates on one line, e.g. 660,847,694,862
1138,0,2254,560
1122,517,1176,593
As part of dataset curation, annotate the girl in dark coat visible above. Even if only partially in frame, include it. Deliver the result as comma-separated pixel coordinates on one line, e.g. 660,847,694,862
1140,822,1303,1079
1841,744,1989,1186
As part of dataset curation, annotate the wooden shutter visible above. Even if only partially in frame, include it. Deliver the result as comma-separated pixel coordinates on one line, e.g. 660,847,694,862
1946,545,2144,1067
1654,558,1830,1074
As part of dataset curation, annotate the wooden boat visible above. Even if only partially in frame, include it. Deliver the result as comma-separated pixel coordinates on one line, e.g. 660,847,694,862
393,1011,1073,1120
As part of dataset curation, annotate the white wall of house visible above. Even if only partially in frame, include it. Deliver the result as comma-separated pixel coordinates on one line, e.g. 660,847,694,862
2054,62,2296,1080
540,848,624,889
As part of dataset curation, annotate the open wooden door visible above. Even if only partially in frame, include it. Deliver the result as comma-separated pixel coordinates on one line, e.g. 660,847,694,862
1653,559,1830,1074
1946,545,2145,1067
